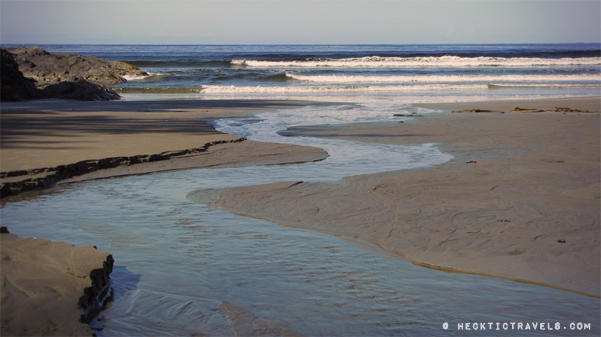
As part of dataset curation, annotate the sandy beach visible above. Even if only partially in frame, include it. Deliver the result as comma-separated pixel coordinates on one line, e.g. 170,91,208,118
192,97,601,297
1,97,599,335
1,226,113,336
0,100,330,196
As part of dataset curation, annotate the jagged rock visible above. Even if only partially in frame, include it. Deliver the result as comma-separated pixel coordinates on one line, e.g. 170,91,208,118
40,79,121,101
6,46,147,86
1,49,38,101
1,46,148,101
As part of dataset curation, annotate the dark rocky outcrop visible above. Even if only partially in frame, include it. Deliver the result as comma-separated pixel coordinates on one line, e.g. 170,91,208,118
1,46,148,101
1,49,38,101
41,79,121,101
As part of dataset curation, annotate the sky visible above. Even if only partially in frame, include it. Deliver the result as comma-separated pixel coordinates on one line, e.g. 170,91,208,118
1,0,600,45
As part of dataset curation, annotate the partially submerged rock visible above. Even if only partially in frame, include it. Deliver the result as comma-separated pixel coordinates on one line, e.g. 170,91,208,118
1,227,113,336
452,106,596,114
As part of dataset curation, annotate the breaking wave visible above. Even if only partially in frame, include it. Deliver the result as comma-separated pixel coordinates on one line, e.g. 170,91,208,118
287,73,601,84
231,56,601,68
199,84,490,93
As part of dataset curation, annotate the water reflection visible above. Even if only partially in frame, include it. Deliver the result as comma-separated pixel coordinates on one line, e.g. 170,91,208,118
2,175,599,336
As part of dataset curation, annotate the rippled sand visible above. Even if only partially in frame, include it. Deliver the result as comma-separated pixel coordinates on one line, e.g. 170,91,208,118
192,97,601,296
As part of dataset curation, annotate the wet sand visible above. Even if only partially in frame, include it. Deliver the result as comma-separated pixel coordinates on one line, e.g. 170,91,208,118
1,97,599,335
0,99,329,335
193,97,601,297
1,99,329,195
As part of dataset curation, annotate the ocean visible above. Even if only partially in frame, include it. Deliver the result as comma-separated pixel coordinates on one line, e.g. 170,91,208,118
10,43,601,103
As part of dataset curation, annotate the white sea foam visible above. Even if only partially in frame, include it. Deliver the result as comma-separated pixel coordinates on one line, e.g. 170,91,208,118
213,104,454,178
231,56,601,68
286,73,601,84
122,74,151,81
200,83,490,94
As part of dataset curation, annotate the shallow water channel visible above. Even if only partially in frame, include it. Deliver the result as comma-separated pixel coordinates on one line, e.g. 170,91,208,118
1,104,599,336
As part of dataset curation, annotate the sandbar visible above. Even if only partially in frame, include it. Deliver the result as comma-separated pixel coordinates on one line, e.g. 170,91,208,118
191,97,601,297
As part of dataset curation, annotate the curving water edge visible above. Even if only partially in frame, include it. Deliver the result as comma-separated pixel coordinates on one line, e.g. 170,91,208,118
1,101,599,336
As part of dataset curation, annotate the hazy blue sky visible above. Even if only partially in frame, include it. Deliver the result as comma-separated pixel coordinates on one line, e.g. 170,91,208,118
1,0,600,44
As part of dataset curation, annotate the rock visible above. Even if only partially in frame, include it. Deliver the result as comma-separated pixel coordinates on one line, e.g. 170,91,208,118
40,79,121,101
6,46,147,86
513,107,543,112
109,60,148,79
1,46,148,101
554,107,589,113
1,49,39,101
452,109,494,113
393,114,423,117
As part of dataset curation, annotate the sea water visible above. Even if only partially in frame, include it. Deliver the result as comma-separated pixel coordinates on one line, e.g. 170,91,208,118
1,44,600,336
5,43,599,103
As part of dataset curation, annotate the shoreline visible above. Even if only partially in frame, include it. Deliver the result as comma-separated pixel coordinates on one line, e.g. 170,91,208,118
0,99,331,198
190,96,601,297
0,99,330,334
1,96,599,334
413,96,601,112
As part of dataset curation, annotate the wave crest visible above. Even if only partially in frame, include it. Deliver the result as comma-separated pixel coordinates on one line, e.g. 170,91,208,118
287,73,601,84
231,56,601,68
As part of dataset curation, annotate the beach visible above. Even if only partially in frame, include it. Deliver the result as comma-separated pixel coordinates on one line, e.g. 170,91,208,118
1,225,113,336
0,99,330,336
0,100,330,195
1,42,600,335
1,96,600,335
192,97,601,297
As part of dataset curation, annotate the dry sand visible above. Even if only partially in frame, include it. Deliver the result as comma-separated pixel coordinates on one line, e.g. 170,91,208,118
191,97,601,297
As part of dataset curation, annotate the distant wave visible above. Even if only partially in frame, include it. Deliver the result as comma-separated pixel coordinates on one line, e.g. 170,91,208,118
128,60,234,68
113,83,601,95
232,56,601,68
199,84,490,93
487,83,601,89
114,87,203,94
287,73,601,83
